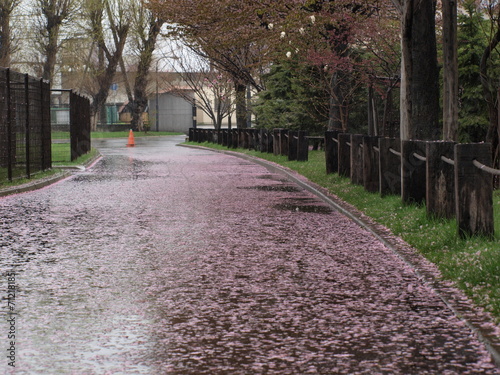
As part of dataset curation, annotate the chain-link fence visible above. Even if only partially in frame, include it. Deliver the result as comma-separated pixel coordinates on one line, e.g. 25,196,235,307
0,68,51,183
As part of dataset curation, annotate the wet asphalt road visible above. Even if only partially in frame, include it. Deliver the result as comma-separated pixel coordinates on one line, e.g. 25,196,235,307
1,135,499,374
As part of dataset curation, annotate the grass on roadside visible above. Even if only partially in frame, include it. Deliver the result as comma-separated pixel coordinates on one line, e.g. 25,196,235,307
188,141,500,323
51,131,183,163
0,168,62,189
3,132,180,186
51,146,100,166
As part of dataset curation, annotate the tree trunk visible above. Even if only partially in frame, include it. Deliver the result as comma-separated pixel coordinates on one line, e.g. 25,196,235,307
368,85,375,136
0,11,11,67
235,83,247,128
480,27,500,170
382,86,395,137
91,52,124,130
131,18,163,132
400,0,440,140
442,0,458,141
42,24,60,83
216,110,222,131
327,71,346,131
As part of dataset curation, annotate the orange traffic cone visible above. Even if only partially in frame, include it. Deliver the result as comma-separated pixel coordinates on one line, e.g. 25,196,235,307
126,129,135,147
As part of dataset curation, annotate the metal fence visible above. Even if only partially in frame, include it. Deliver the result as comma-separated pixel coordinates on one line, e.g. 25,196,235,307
0,68,51,182
69,91,91,161
51,90,91,163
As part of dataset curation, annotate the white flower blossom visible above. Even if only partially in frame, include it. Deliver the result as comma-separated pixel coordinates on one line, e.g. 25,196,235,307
280,31,286,39
268,23,274,30
310,15,316,24
286,51,292,58
299,27,305,35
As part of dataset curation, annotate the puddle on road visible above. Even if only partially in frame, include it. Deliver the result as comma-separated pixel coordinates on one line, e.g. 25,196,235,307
237,185,301,192
273,198,334,214
255,175,288,182
72,157,171,183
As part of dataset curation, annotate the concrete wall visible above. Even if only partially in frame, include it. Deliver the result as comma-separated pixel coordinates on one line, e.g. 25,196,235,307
149,93,194,133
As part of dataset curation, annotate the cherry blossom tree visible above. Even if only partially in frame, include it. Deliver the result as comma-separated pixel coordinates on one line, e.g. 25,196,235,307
263,0,400,133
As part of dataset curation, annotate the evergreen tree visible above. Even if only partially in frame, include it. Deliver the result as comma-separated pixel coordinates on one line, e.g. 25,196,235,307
254,59,329,135
457,2,490,142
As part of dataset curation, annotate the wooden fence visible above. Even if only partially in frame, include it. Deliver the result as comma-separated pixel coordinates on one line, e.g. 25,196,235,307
326,132,497,238
189,128,311,161
189,128,499,238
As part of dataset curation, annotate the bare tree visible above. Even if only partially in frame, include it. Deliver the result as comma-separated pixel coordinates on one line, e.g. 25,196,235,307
160,47,234,130
121,0,164,131
34,0,78,83
84,0,130,129
0,0,20,67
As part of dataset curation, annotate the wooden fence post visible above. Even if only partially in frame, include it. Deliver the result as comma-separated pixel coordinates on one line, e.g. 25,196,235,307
280,129,289,157
426,141,455,219
217,129,223,145
266,130,274,154
238,129,246,148
247,129,253,149
350,134,364,185
297,131,308,161
253,129,259,150
363,136,380,193
338,133,351,178
288,131,298,161
455,143,494,238
325,130,340,174
227,129,233,148
401,140,427,205
249,129,256,149
379,138,401,196
231,129,238,149
222,129,228,146
259,129,266,152
273,129,281,155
